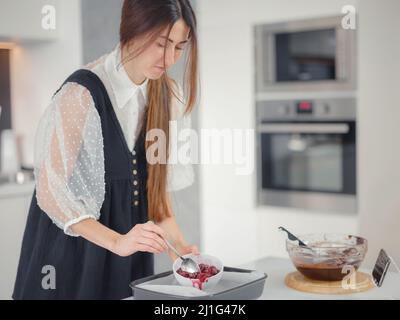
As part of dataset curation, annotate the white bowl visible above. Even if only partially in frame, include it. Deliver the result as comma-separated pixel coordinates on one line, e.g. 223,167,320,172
173,254,224,290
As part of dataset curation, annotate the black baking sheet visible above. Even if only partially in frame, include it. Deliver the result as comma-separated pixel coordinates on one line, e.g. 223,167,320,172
130,266,267,300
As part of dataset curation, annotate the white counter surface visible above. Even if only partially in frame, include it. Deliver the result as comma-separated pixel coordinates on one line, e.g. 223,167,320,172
0,181,35,199
128,257,400,300
240,257,399,300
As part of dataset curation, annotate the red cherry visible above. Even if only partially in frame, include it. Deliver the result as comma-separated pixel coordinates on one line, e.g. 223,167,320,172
177,263,220,281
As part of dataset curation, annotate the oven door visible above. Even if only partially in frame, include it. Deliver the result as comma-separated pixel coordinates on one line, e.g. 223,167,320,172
257,121,356,213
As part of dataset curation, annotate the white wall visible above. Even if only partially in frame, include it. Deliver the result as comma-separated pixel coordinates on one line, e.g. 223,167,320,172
10,0,83,166
358,0,400,266
0,0,58,41
198,0,360,266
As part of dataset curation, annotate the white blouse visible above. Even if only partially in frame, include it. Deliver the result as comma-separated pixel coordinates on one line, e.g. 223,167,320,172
34,44,194,236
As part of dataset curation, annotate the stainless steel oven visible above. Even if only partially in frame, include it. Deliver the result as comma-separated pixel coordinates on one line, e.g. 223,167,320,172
256,98,356,213
255,16,356,93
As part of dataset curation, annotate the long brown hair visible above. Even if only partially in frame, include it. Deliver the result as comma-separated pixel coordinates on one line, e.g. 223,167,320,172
119,0,198,223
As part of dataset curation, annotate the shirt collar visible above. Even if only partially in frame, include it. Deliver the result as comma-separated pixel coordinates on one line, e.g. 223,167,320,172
104,43,149,109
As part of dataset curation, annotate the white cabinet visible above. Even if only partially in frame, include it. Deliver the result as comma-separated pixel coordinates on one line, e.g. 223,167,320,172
0,0,59,42
0,182,34,300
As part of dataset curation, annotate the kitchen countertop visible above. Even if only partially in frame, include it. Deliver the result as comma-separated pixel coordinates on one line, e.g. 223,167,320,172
240,257,400,300
0,181,35,199
127,257,400,300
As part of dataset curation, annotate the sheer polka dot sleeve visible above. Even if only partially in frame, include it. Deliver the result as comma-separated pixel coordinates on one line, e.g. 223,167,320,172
34,82,105,237
166,82,195,192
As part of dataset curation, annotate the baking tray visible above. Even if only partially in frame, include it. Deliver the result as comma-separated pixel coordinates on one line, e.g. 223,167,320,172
129,266,267,300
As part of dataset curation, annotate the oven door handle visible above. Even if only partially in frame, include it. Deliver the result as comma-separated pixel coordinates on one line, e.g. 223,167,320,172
257,123,350,134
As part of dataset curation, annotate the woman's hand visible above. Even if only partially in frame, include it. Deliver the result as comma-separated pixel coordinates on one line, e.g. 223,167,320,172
168,242,200,262
112,221,169,257
179,243,200,256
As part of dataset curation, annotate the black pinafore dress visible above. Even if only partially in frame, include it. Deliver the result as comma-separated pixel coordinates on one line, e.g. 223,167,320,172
12,69,153,300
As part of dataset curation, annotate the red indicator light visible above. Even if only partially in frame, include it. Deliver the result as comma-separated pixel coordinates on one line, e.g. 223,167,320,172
299,102,312,110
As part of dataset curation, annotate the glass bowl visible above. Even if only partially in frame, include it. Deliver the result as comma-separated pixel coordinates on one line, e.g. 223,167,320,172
286,233,368,281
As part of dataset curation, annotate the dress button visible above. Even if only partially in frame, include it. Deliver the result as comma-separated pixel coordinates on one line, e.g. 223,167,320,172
132,159,137,164
133,180,138,186
132,170,137,175
134,200,139,206
133,150,136,156
134,190,139,196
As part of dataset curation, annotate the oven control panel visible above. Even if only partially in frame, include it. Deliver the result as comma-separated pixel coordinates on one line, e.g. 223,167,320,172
256,98,356,121
296,101,314,114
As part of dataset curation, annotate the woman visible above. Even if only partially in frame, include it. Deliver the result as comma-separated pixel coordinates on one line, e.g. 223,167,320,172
13,0,199,300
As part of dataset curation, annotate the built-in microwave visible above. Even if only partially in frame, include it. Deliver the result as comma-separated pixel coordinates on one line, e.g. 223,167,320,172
255,16,356,92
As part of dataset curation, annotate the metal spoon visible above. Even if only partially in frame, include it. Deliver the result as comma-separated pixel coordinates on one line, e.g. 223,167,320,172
278,226,312,249
164,238,201,274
